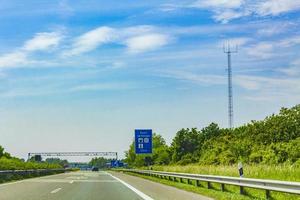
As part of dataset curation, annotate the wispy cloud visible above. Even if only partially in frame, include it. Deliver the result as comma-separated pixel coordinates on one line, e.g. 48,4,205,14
236,74,300,102
63,27,115,56
125,33,170,54
190,0,247,23
159,70,226,86
246,42,274,59
0,31,63,68
279,59,300,76
256,21,294,36
0,25,172,68
23,32,63,52
279,36,300,47
0,52,28,68
158,68,300,103
257,0,300,16
192,0,244,9
63,25,171,56
188,0,300,23
70,82,138,92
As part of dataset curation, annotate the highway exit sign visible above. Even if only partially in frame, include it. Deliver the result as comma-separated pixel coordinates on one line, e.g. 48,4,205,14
135,129,152,154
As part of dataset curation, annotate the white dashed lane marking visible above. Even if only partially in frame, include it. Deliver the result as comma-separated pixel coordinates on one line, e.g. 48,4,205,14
50,188,62,194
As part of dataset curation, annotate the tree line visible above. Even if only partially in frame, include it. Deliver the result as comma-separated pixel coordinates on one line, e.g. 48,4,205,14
125,105,300,167
0,147,62,170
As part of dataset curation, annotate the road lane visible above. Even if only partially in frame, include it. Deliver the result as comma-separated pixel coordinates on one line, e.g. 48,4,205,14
0,171,146,200
0,171,211,200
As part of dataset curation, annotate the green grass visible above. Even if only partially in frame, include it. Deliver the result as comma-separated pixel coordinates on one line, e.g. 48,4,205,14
132,164,300,200
145,164,300,182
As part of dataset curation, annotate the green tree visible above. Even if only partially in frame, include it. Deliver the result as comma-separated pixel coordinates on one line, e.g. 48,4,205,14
45,158,68,167
170,128,200,164
0,146,11,159
125,104,300,166
89,157,111,169
125,133,170,167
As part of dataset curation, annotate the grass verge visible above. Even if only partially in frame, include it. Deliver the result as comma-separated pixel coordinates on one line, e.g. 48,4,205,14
146,164,300,182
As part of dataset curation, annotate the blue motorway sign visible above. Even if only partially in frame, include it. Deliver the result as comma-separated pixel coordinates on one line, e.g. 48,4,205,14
135,129,152,154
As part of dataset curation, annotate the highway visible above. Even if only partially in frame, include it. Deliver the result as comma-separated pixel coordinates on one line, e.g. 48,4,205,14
0,171,211,200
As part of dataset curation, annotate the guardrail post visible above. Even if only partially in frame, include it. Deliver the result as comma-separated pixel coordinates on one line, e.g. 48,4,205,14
221,183,225,192
240,186,244,195
196,180,200,187
180,178,183,183
207,182,211,189
187,179,191,184
266,190,270,200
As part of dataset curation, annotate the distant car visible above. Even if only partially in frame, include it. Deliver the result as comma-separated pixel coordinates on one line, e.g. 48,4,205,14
92,167,99,171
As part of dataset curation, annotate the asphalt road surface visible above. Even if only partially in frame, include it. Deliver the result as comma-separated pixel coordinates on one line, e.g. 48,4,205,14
0,171,212,200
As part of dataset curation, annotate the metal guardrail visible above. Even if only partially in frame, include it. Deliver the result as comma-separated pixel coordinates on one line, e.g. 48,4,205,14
118,169,300,199
0,168,72,182
0,169,69,174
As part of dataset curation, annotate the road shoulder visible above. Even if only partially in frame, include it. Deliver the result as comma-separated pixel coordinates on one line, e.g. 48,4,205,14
109,171,213,200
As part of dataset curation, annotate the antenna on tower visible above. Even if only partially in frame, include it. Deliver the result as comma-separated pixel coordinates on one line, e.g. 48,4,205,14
223,43,238,129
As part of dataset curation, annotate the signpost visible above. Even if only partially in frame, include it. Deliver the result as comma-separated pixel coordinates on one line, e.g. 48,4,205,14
135,129,152,154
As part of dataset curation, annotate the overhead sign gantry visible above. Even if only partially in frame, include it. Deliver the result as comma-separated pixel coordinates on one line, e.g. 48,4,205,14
28,152,118,161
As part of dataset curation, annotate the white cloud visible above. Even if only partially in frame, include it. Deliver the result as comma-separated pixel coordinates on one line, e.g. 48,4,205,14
238,71,300,92
159,4,182,12
213,10,246,23
0,31,63,68
279,36,300,47
235,76,260,90
23,32,63,52
257,0,300,16
64,26,116,56
192,0,244,9
0,26,172,68
279,59,300,76
280,66,300,77
0,52,28,68
190,0,247,23
125,33,170,54
159,70,226,86
235,74,300,102
256,22,293,36
63,26,170,56
246,42,274,59
70,82,137,92
189,0,300,23
122,25,156,37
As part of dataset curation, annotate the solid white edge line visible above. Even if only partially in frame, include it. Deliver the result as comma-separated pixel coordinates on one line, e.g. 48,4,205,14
50,188,62,194
106,172,154,200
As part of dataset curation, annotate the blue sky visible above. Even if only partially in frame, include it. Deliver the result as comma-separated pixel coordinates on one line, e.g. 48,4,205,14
0,0,300,160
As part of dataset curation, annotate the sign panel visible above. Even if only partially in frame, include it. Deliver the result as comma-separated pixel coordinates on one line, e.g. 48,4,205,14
135,129,152,154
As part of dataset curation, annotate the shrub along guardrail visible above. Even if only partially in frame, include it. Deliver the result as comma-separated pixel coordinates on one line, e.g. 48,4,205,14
0,168,72,183
117,169,300,199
